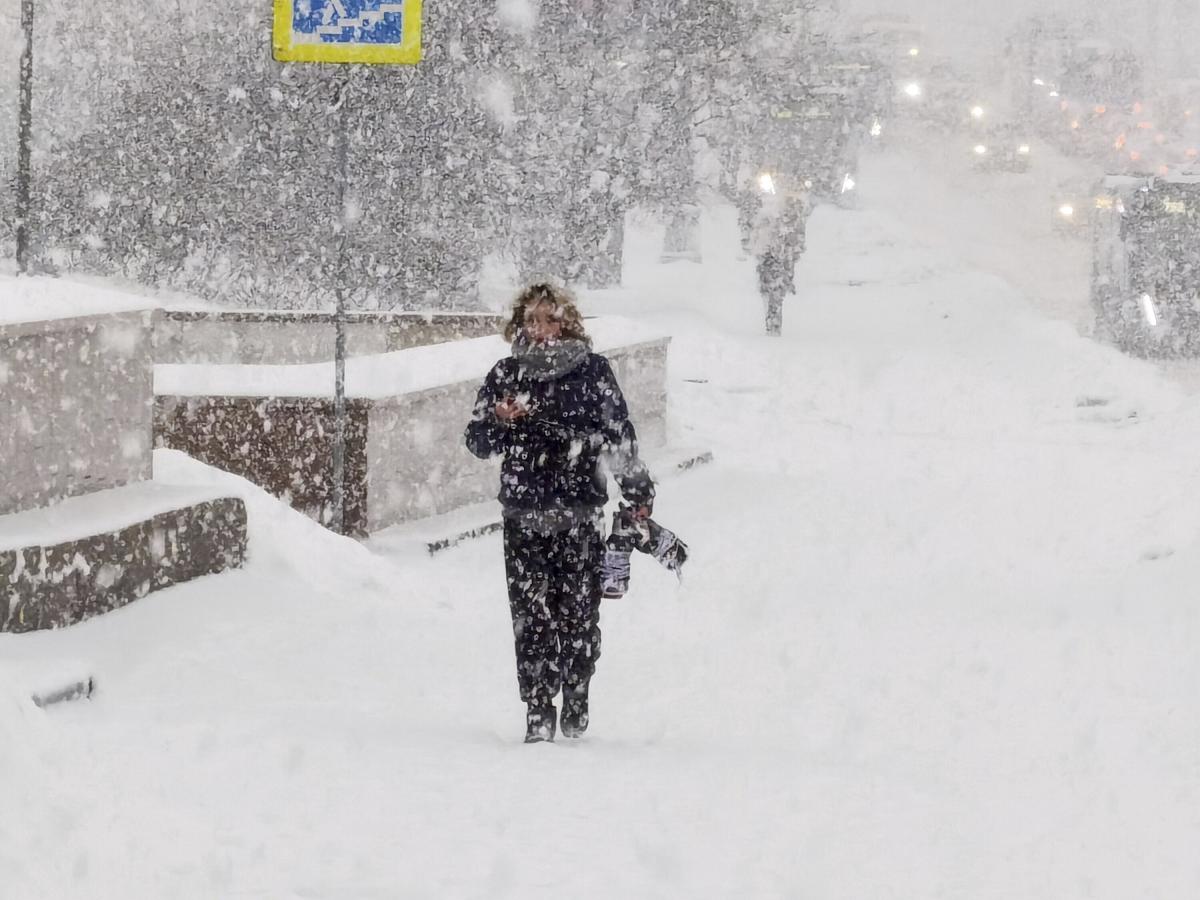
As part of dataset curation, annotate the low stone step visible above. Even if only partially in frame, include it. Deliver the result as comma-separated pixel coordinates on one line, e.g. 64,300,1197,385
0,482,247,633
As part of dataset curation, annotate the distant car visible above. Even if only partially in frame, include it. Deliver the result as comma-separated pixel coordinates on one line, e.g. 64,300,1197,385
1091,171,1200,356
791,158,859,210
753,95,861,210
1051,177,1098,235
970,124,1033,172
896,77,926,112
1106,127,1177,177
919,71,978,128
931,89,979,128
1054,101,1121,159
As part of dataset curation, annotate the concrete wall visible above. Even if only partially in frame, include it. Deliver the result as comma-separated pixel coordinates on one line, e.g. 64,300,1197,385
362,339,670,530
364,383,499,528
156,396,371,533
608,341,669,450
156,311,505,365
1,497,247,633
0,310,154,516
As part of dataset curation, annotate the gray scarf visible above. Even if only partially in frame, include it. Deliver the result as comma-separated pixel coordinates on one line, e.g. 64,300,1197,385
511,334,591,381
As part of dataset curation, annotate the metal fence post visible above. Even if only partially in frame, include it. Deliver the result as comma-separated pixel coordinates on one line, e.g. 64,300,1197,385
330,70,352,535
15,0,35,274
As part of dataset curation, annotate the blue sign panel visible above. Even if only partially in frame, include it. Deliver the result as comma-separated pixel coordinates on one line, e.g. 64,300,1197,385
274,0,422,64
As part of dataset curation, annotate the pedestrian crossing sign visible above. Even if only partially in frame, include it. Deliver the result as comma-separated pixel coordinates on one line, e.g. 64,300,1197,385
273,0,422,64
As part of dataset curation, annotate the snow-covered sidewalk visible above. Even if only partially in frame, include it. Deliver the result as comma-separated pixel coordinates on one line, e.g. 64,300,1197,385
3,147,1198,898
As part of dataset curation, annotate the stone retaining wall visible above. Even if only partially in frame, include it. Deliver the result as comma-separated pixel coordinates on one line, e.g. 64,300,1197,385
1,497,247,633
155,396,371,533
0,310,154,515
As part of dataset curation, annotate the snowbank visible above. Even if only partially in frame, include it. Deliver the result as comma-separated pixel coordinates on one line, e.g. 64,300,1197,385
0,663,90,898
0,275,157,325
151,449,399,597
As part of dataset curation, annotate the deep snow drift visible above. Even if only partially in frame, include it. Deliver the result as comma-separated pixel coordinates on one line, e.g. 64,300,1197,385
2,143,1198,898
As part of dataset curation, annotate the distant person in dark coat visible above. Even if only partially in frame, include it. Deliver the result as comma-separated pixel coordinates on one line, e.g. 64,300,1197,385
465,283,655,743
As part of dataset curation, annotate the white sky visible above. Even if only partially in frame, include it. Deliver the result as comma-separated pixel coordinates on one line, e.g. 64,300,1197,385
838,0,1199,79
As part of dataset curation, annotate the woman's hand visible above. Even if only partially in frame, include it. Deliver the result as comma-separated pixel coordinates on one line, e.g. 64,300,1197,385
495,397,529,422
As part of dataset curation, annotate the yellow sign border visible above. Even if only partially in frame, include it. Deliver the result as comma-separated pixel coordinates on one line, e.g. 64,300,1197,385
273,0,423,64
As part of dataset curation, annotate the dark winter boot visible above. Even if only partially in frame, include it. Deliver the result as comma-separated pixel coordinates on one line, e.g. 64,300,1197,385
560,686,589,739
524,704,557,744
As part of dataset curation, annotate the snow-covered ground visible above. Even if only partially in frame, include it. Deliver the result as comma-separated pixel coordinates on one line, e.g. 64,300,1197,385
3,141,1199,898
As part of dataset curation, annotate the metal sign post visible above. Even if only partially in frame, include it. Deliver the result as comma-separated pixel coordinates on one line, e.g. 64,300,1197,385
329,74,352,535
274,0,422,535
15,0,35,275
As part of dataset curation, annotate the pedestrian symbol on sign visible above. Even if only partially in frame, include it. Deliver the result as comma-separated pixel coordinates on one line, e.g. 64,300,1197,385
273,0,422,64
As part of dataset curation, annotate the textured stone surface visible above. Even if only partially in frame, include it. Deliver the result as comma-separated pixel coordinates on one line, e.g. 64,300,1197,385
155,396,370,534
0,497,247,633
0,310,154,515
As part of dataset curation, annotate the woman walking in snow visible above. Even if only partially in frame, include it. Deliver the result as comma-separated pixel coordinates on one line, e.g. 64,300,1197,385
465,283,655,743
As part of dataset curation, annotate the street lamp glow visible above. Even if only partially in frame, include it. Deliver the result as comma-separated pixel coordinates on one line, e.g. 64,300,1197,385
904,82,922,98
1059,204,1075,218
973,145,988,155
971,106,985,120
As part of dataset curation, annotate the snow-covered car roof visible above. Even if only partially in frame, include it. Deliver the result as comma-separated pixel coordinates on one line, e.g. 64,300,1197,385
1101,170,1200,190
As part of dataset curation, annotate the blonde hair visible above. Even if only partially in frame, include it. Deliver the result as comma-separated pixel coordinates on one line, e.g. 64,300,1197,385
503,283,591,345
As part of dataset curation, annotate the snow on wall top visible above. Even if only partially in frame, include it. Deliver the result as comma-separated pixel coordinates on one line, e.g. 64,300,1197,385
0,481,231,551
0,276,158,327
154,316,669,400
